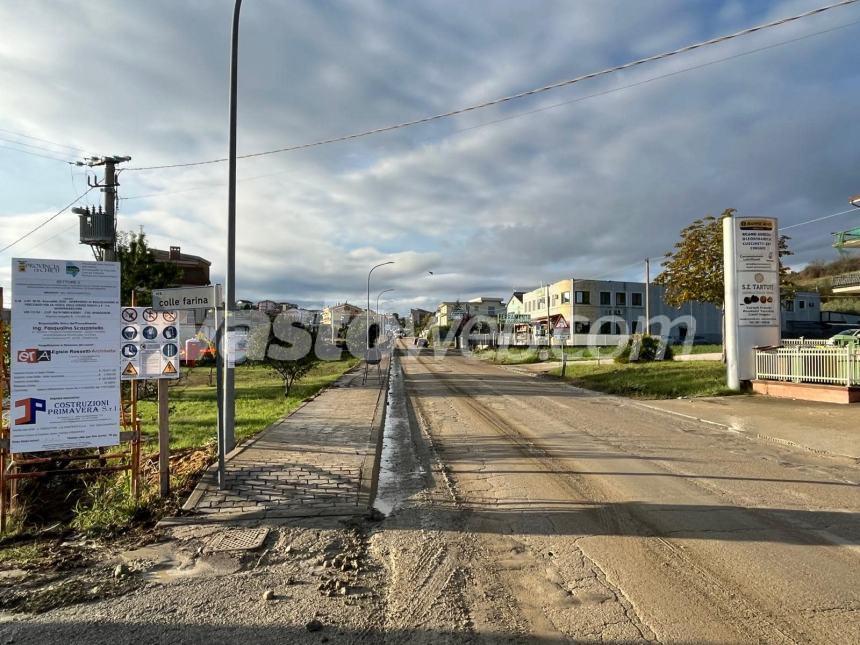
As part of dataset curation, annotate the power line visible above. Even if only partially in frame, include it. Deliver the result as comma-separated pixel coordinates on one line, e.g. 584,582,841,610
126,0,859,172
0,135,82,159
778,207,858,231
22,222,79,256
0,143,74,164
119,16,860,202
0,187,94,255
0,126,93,155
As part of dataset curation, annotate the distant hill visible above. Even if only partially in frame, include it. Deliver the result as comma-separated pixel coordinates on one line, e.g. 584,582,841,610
789,256,860,315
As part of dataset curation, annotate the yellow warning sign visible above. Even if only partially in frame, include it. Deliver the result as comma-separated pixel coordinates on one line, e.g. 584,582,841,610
162,360,177,375
122,362,138,376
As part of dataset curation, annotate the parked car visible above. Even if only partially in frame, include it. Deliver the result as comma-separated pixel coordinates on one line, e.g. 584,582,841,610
829,328,860,347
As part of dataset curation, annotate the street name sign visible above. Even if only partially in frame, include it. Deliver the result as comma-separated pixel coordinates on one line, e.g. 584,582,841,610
10,258,121,452
121,307,181,380
152,285,222,311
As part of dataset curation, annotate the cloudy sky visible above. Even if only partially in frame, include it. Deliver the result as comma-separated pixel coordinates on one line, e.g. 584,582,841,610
1,0,859,313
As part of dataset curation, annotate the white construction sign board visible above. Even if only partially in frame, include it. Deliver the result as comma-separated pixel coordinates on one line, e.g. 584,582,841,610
10,258,121,452
723,217,781,389
120,307,180,380
151,285,222,311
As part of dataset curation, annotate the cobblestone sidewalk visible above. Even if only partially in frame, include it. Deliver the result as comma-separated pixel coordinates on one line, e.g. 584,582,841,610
173,359,389,523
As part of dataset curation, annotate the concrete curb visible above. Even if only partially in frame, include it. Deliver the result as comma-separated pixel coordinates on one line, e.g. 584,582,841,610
358,352,392,510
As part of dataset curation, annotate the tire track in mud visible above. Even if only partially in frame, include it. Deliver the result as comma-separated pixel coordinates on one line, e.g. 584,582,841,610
403,352,820,644
390,352,658,643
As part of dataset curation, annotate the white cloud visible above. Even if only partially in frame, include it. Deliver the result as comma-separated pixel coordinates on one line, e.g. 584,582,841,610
1,0,859,311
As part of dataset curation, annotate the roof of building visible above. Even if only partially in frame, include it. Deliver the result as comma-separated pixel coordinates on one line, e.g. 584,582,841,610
151,248,211,267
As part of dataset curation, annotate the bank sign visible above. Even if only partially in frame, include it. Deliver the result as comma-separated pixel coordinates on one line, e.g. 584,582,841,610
10,258,121,452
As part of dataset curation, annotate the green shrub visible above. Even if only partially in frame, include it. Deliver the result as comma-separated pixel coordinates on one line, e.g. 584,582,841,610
615,335,673,364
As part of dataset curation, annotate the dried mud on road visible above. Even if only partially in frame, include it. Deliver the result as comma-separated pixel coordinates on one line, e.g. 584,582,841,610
2,349,858,644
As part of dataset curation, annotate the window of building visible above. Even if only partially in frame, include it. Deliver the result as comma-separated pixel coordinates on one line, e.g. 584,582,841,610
575,291,590,305
808,301,815,308
785,301,794,312
632,293,643,307
799,300,805,309
616,292,626,306
561,291,571,304
599,291,610,306
574,321,590,333
487,306,495,316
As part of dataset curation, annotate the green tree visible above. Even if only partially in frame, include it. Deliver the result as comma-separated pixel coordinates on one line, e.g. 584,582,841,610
655,209,793,308
248,314,320,397
116,232,182,306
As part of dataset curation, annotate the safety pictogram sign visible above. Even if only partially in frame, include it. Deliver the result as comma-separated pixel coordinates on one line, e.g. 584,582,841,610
120,307,181,380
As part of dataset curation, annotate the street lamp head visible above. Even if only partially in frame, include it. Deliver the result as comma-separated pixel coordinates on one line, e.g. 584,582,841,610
850,194,860,209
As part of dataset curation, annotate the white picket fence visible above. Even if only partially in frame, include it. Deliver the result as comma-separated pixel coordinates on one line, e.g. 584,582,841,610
779,337,830,348
755,346,860,386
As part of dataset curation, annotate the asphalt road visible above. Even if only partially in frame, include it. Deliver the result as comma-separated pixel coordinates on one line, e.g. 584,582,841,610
390,346,860,643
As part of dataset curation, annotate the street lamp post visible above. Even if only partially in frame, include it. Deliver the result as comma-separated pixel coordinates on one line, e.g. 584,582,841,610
219,0,242,489
367,262,394,352
377,288,394,340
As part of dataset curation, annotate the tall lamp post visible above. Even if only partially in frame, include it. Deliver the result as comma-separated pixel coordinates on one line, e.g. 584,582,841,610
219,0,242,489
377,288,394,340
367,261,394,352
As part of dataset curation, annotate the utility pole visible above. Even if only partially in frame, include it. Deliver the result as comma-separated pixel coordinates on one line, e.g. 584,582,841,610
545,283,552,346
74,155,131,261
102,157,123,261
222,0,243,471
570,277,575,347
644,258,651,336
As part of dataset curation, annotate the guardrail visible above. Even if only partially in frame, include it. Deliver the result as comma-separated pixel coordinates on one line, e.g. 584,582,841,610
755,346,860,386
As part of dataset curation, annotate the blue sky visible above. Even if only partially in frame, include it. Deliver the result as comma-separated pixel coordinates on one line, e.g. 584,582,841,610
1,0,859,313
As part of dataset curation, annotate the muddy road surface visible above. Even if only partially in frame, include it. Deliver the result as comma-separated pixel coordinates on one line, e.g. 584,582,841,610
2,347,857,644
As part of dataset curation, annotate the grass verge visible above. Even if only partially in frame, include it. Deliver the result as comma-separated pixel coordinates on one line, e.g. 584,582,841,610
475,346,620,365
2,357,359,541
549,360,736,399
672,343,723,355
138,358,359,451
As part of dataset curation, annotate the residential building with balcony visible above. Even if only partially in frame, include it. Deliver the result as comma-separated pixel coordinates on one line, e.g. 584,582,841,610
321,303,365,327
435,297,505,328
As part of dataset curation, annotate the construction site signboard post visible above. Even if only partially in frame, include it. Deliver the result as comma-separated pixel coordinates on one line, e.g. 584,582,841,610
10,258,121,452
120,307,181,380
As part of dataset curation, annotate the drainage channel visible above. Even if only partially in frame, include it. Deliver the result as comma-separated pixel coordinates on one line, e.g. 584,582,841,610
372,352,426,516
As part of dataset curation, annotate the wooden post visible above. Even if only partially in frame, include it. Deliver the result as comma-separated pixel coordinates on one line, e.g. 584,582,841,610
158,379,170,497
0,286,10,531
